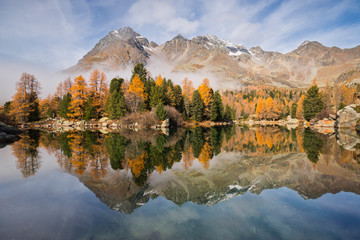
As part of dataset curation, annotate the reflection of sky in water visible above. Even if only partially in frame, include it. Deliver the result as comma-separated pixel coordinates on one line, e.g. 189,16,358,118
1,145,360,240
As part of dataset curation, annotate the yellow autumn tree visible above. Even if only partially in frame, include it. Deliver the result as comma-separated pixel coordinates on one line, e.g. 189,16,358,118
296,95,306,119
182,77,194,100
155,74,163,86
128,74,147,100
68,75,88,119
182,77,195,118
89,69,108,117
256,98,266,119
198,78,213,118
10,72,41,123
125,74,148,113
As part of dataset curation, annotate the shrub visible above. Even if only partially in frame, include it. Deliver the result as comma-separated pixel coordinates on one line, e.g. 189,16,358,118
164,105,184,127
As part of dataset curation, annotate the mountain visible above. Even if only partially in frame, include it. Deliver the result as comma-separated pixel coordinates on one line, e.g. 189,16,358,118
67,27,360,88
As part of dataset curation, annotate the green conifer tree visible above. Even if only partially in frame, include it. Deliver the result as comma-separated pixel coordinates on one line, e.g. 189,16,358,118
223,104,234,121
149,85,165,108
191,90,204,121
106,78,126,119
291,102,297,119
303,85,324,121
156,102,168,120
210,91,223,122
84,98,96,120
59,93,71,119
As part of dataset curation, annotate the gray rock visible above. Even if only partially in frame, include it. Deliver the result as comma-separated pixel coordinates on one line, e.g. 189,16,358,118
336,106,360,129
161,119,170,128
99,117,109,123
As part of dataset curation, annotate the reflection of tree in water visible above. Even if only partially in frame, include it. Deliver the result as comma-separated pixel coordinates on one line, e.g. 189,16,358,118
105,133,127,170
303,128,324,163
12,130,41,178
13,126,310,185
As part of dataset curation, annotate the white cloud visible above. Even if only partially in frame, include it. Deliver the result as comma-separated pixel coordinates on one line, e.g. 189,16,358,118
0,0,92,69
124,0,199,37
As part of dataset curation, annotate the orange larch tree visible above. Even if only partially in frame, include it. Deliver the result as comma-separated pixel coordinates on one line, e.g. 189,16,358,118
89,69,108,117
126,74,148,112
155,74,163,86
68,75,88,119
10,72,41,123
198,78,213,119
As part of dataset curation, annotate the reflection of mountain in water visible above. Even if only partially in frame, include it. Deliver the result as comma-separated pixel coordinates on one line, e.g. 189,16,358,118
12,127,360,214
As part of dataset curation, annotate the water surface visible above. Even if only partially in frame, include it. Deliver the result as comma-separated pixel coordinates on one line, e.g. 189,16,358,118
1,126,360,239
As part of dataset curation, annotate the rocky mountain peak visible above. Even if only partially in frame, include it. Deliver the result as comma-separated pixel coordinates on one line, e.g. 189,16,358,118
294,40,327,55
111,27,140,40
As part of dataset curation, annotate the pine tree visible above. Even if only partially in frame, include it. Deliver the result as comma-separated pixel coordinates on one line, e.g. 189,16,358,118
149,85,165,108
191,90,204,121
59,93,71,118
224,104,234,121
291,102,297,119
303,85,324,121
106,78,126,119
156,102,167,120
84,98,96,120
210,91,223,122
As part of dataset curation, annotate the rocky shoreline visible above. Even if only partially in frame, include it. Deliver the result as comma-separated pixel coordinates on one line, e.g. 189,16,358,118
15,104,360,137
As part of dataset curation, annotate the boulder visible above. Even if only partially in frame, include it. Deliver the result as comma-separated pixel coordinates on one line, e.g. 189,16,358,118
102,122,108,128
161,119,170,128
99,117,109,123
63,120,73,126
336,105,360,129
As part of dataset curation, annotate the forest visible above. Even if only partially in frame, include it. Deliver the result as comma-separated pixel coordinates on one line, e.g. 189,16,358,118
1,63,359,126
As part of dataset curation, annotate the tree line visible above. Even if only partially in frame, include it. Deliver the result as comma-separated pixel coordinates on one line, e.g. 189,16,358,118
1,64,359,125
2,64,235,124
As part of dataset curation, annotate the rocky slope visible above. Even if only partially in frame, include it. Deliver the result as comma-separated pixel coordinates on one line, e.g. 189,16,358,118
67,27,360,88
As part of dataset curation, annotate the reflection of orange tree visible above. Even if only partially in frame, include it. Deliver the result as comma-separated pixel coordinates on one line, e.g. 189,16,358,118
12,131,40,178
198,142,213,169
88,143,109,180
222,127,302,156
68,133,88,175
126,152,147,178
182,146,195,170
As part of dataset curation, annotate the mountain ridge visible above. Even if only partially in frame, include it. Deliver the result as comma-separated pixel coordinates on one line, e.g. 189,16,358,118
67,27,360,88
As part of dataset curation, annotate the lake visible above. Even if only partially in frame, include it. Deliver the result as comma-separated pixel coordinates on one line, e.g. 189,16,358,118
1,126,360,240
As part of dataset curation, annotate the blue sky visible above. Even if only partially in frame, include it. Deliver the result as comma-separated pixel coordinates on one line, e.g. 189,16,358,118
0,0,359,102
0,0,359,69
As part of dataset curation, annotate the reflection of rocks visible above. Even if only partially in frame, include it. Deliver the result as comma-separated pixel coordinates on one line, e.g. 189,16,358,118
337,105,360,129
76,142,360,213
78,170,150,214
0,121,21,145
336,129,360,151
312,118,336,134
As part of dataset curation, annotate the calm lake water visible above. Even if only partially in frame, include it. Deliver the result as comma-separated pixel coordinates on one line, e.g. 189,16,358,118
1,126,360,240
